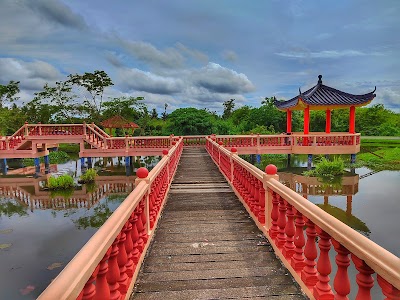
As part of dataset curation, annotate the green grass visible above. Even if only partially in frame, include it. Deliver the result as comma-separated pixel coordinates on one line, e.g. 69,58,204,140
47,174,75,190
357,147,400,171
79,168,98,183
58,143,80,153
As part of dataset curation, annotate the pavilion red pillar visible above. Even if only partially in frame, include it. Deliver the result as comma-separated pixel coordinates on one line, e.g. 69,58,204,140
303,106,310,134
349,106,355,134
286,110,292,133
325,109,331,133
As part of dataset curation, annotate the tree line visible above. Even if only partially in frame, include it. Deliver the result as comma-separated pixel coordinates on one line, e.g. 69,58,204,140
0,71,399,136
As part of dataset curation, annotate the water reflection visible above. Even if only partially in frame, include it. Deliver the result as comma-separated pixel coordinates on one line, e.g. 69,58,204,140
0,156,159,299
278,168,370,235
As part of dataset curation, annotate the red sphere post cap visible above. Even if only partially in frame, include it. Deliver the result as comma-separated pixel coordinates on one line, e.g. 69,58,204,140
231,147,237,153
265,164,277,175
162,149,169,155
218,141,223,145
172,141,176,145
136,167,149,178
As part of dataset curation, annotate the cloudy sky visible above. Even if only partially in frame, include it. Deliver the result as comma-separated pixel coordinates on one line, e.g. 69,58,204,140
0,0,399,113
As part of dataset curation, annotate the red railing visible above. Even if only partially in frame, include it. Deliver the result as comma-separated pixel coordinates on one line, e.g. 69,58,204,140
206,137,400,300
38,138,184,300
182,135,206,147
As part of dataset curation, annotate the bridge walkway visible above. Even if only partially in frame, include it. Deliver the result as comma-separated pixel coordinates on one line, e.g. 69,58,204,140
130,148,307,299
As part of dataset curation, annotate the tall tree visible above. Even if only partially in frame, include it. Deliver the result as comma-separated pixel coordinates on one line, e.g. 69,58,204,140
0,80,20,108
162,103,168,121
33,81,78,123
102,96,144,121
222,99,235,119
68,70,113,118
151,108,158,119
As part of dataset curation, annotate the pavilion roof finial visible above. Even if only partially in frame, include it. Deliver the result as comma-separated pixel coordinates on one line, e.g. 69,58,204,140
318,75,323,84
299,87,302,95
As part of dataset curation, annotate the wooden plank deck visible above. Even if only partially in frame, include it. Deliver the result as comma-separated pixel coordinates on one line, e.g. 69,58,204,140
130,148,307,300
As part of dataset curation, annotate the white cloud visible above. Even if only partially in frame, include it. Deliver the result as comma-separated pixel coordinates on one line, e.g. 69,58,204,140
276,49,384,59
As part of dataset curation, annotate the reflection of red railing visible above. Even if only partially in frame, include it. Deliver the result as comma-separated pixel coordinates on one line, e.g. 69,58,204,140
182,135,206,147
38,138,184,300
206,137,400,300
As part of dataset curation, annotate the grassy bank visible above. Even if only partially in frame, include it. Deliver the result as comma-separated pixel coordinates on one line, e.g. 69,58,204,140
356,147,400,171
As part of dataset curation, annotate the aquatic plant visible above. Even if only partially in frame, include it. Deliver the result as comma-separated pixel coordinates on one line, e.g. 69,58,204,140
79,168,98,183
47,174,75,190
303,157,345,177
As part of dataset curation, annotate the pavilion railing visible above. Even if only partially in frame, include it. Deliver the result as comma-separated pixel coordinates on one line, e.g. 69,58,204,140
206,137,400,300
38,138,183,300
182,135,206,147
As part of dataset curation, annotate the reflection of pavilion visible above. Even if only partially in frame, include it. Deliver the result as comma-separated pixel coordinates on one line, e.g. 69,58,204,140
0,175,135,212
279,170,370,234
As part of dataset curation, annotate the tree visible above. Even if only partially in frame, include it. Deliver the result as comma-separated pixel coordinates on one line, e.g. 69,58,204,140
33,81,78,123
166,107,215,135
0,80,20,108
222,99,235,119
151,108,158,119
102,96,144,121
162,103,168,121
68,70,113,118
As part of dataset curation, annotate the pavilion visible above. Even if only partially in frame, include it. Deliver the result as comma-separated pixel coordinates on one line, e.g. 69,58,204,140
100,115,139,136
274,75,376,135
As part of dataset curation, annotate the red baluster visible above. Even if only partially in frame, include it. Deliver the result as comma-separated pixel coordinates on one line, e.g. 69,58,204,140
301,219,318,287
377,275,400,300
79,265,99,300
93,248,111,300
269,191,279,239
258,180,265,224
129,214,141,274
314,228,334,299
117,224,129,295
107,235,121,300
291,209,305,272
275,195,287,248
283,201,295,258
352,254,375,300
332,239,350,300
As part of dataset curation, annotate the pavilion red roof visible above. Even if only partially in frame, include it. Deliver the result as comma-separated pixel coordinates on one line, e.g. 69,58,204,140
100,115,139,129
274,75,376,111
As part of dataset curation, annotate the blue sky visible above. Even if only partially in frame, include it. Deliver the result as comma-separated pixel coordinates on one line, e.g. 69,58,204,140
0,0,399,113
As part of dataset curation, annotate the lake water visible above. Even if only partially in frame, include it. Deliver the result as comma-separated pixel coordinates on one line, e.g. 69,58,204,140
0,153,398,299
0,156,160,299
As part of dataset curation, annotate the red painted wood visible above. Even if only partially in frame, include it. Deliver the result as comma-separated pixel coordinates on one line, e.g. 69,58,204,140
332,239,351,300
275,195,287,248
291,209,306,272
287,110,292,133
269,190,279,239
377,275,400,300
349,106,356,134
313,228,334,299
106,235,121,300
352,254,375,300
117,224,129,295
283,201,295,259
304,106,310,134
301,219,318,287
325,109,331,133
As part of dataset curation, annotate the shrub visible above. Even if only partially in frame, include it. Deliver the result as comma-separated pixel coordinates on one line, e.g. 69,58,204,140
48,174,75,190
79,168,98,183
303,157,345,177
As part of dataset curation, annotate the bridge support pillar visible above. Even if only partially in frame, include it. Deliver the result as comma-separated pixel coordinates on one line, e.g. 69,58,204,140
87,157,92,168
44,155,49,168
1,158,8,175
287,154,291,168
34,157,40,173
307,154,313,170
80,157,85,169
256,154,261,164
125,156,131,176
350,154,356,164
325,154,330,160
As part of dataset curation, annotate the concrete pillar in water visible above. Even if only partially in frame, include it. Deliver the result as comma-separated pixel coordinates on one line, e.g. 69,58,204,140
125,156,131,176
325,154,330,160
287,154,291,168
2,158,8,175
307,154,313,170
350,154,356,174
34,157,40,174
44,155,50,174
80,157,85,169
256,154,261,164
87,157,92,168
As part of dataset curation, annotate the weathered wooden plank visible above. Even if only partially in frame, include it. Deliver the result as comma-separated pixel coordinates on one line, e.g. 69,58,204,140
130,148,307,299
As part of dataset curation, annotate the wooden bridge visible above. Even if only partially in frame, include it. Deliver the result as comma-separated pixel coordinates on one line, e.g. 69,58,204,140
35,136,399,300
